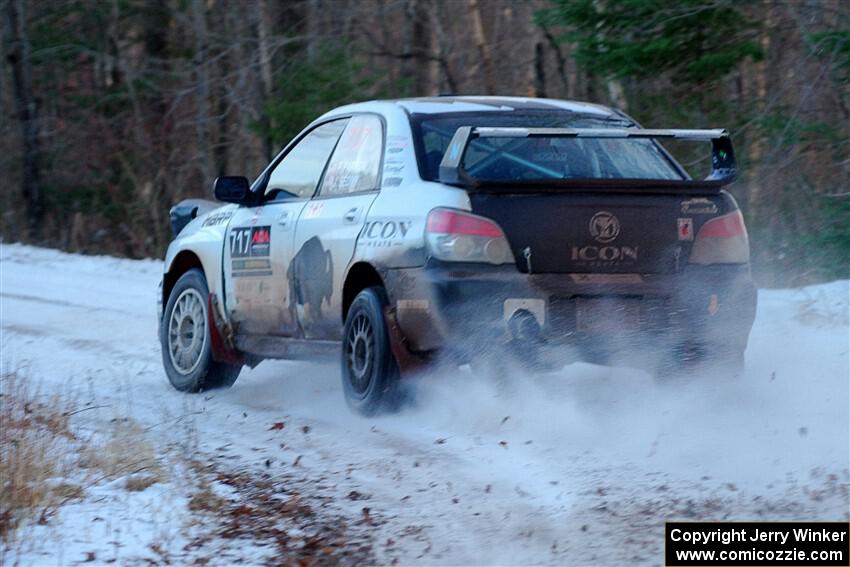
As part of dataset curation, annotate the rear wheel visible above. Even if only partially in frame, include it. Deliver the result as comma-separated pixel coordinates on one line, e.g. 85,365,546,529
160,269,241,392
342,287,400,416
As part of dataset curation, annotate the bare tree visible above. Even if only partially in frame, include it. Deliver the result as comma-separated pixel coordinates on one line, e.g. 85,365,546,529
467,0,496,94
2,0,42,238
192,0,213,185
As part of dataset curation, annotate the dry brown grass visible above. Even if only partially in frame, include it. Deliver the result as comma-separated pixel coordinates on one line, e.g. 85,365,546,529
0,369,79,540
124,474,162,493
0,369,165,543
78,419,162,480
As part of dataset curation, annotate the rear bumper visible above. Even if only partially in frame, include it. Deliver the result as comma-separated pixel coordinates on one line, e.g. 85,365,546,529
384,261,757,359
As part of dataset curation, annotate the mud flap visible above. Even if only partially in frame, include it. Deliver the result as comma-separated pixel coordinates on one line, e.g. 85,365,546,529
383,305,428,377
207,294,244,366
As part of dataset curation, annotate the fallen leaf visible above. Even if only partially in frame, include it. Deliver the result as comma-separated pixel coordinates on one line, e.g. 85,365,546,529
302,425,311,434
281,496,301,513
499,440,508,448
269,422,285,431
500,416,510,425
347,490,370,501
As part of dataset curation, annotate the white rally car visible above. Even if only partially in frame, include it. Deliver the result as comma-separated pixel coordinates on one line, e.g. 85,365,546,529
158,96,757,415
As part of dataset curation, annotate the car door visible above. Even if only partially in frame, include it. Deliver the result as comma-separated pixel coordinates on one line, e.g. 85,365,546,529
224,119,348,336
290,114,384,340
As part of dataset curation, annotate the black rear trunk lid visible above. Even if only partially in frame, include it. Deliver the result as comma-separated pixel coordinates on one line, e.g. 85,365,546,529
469,190,726,274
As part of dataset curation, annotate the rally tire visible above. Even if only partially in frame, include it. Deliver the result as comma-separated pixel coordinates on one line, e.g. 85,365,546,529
160,269,241,392
341,287,401,416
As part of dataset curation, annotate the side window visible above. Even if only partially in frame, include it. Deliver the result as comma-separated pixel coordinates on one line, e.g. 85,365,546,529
265,119,348,199
318,115,383,197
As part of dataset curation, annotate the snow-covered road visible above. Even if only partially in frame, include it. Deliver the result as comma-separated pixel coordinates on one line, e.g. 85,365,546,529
2,243,848,565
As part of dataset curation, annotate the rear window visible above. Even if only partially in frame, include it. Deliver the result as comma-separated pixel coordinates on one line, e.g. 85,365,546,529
413,112,684,182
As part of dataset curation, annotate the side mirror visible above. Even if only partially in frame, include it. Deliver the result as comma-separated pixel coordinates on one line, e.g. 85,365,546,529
213,176,251,204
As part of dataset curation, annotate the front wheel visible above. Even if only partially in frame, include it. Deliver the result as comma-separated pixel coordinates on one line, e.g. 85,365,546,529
341,287,400,416
160,269,241,392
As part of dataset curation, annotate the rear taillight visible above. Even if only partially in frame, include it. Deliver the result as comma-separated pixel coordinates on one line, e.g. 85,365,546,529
689,209,750,264
426,208,515,265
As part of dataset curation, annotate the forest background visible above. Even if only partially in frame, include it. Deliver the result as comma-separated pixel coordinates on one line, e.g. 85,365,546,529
2,0,848,285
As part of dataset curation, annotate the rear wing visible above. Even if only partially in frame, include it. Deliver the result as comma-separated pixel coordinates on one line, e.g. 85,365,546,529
437,127,736,191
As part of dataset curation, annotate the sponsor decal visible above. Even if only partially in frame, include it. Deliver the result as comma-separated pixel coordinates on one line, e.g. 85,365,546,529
678,217,694,241
288,237,333,334
386,146,404,154
202,210,233,227
230,225,271,260
360,220,412,247
383,176,403,187
304,201,324,219
249,206,264,225
571,245,638,264
680,197,718,214
232,259,271,271
384,164,405,173
589,211,620,243
339,125,372,149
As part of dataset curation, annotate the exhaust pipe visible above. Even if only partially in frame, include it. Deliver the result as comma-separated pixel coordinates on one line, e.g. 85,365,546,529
508,309,542,344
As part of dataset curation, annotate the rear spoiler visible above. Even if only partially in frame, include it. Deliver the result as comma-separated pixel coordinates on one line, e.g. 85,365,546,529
437,127,736,191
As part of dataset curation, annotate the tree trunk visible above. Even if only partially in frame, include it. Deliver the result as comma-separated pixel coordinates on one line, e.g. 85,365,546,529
306,0,321,63
533,41,546,98
467,0,496,95
191,0,213,187
747,0,772,215
428,1,457,94
254,0,274,161
3,0,43,239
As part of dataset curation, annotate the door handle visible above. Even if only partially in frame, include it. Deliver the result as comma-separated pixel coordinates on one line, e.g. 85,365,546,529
343,207,359,223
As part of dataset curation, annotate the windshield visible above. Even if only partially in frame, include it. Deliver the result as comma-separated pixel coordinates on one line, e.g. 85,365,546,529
413,112,685,182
